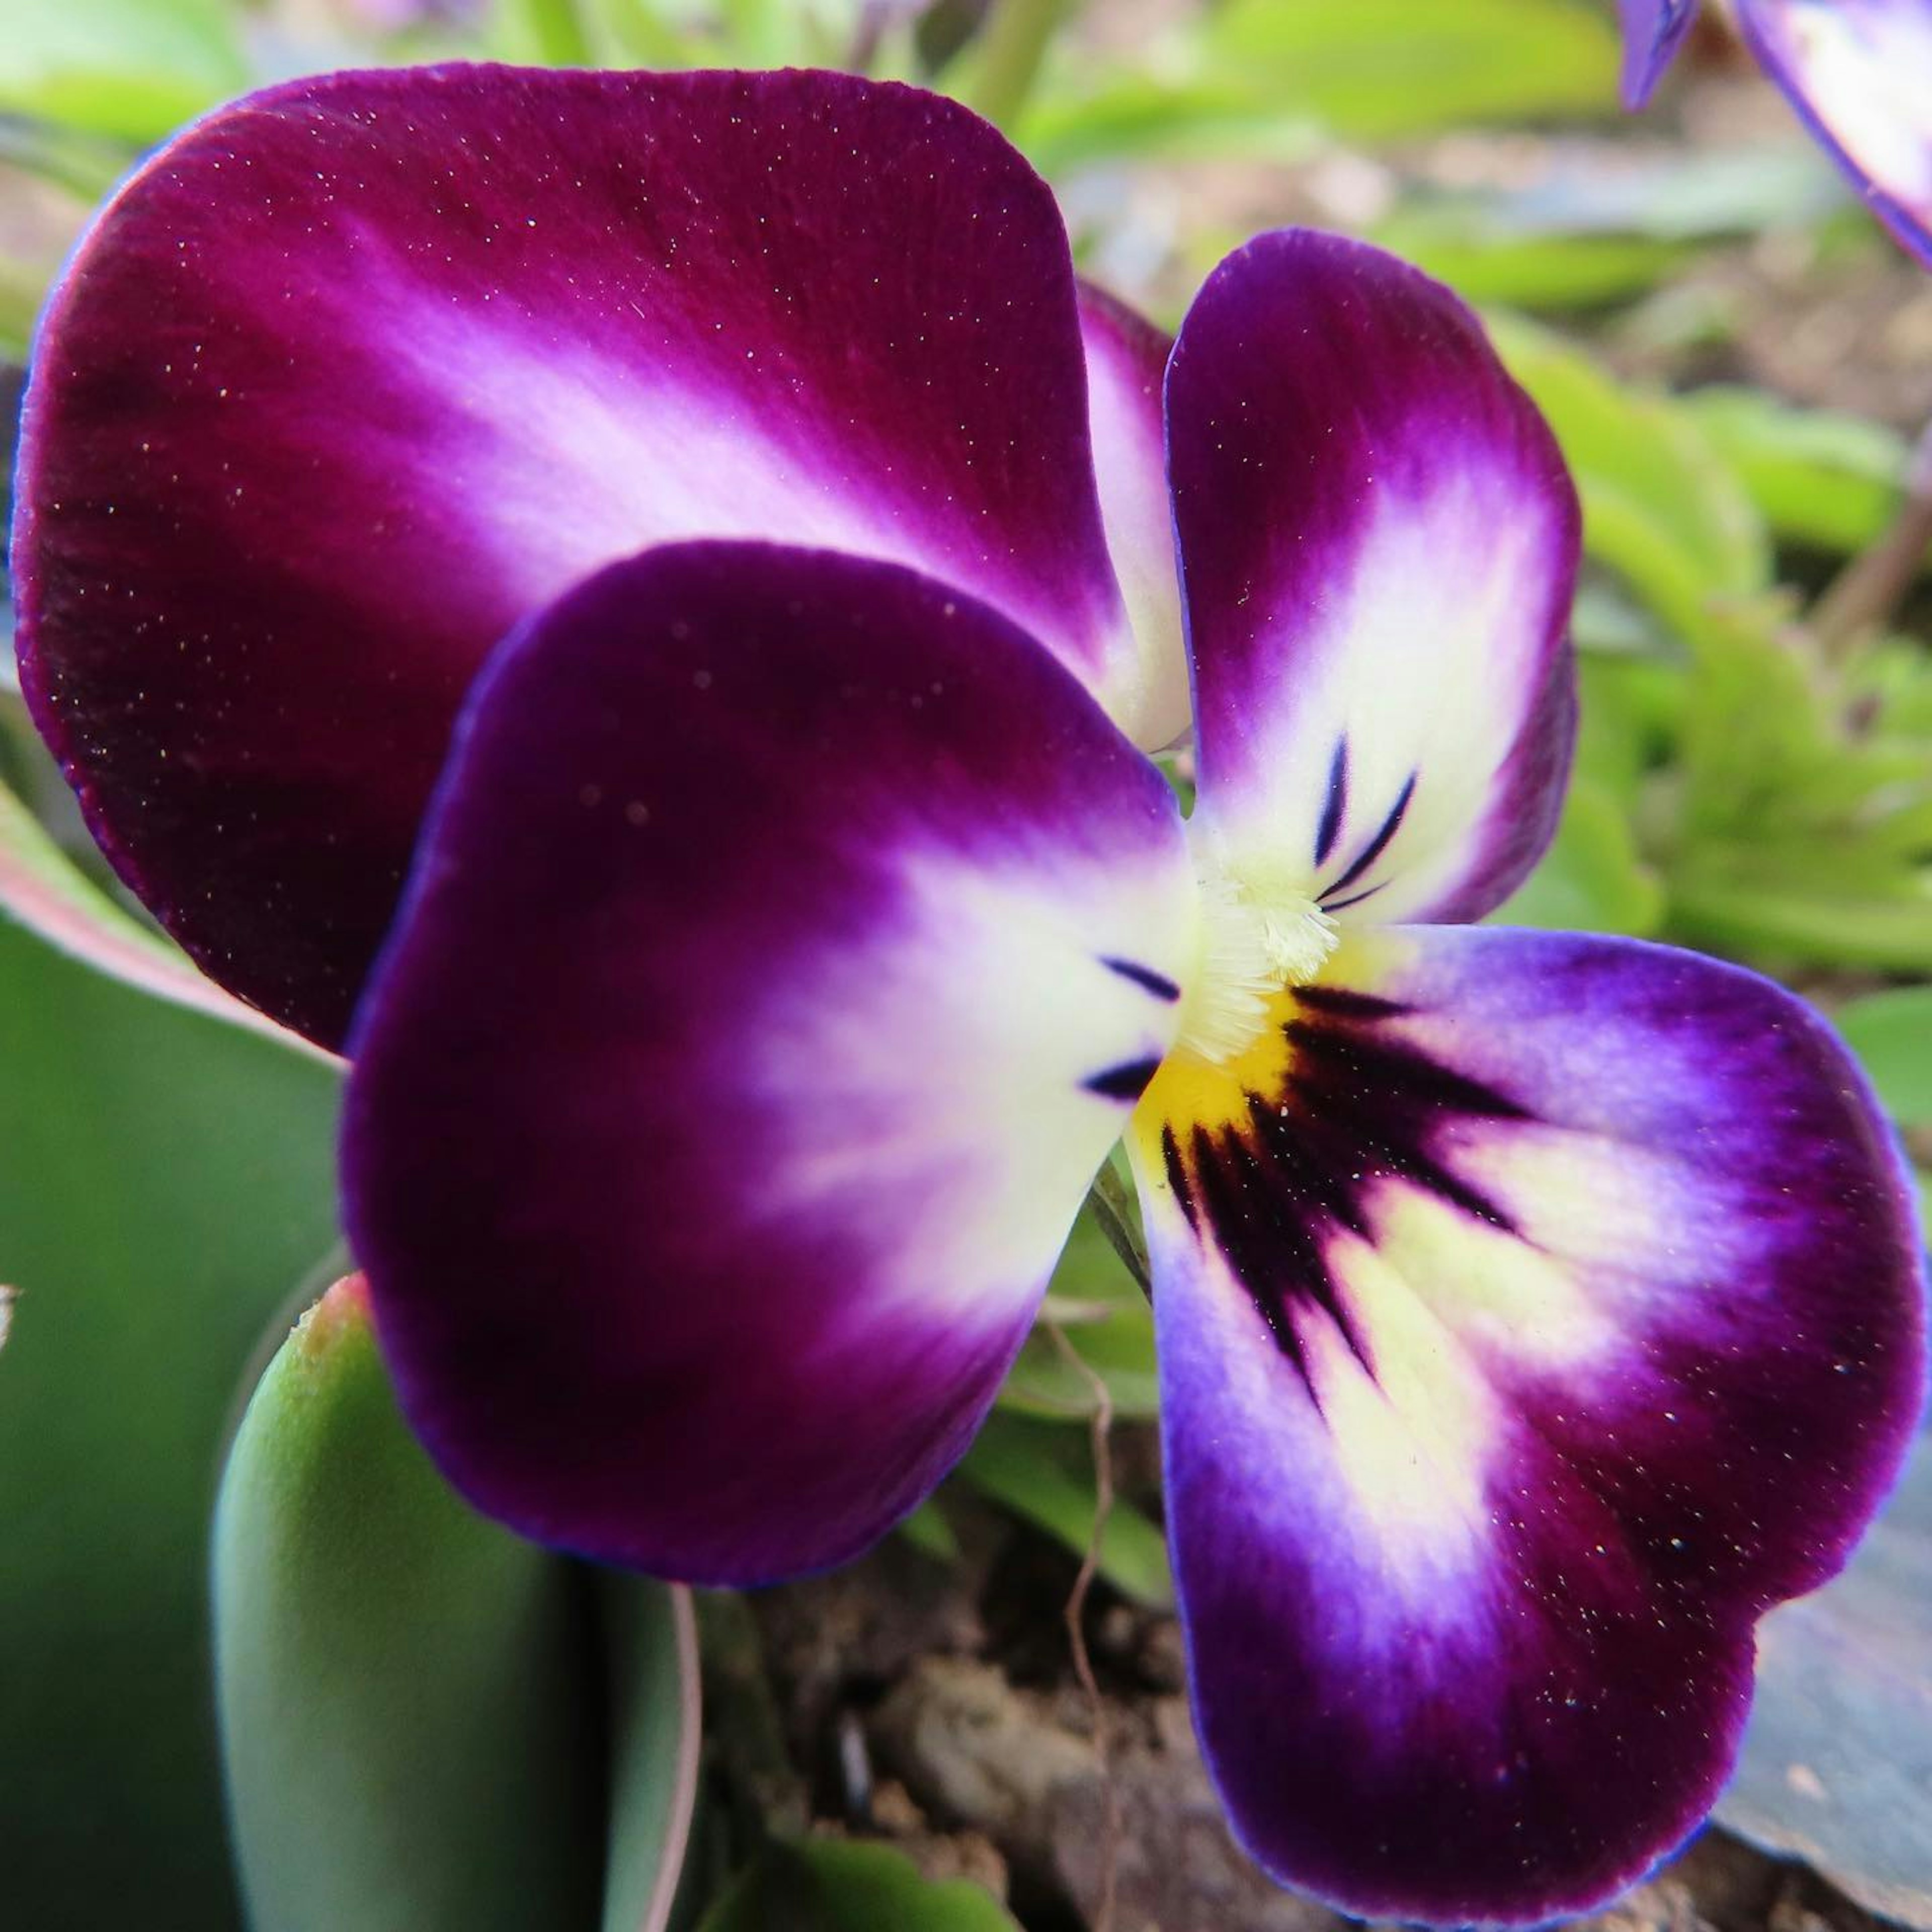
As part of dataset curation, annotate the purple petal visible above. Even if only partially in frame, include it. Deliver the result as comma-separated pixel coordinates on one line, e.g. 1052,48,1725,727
1618,0,1702,110
1738,0,1932,268
1128,924,1926,1922
1166,232,1580,930
342,541,1195,1583
16,66,1152,1048
1079,281,1188,750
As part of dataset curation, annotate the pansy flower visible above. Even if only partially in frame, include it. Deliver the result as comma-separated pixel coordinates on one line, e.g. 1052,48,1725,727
1620,0,1932,265
12,65,1926,1924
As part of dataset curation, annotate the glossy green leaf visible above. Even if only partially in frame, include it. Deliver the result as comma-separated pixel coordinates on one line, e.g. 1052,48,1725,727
214,1290,704,1932
0,0,246,144
599,1573,704,1932
216,1277,612,1932
1836,987,1932,1126
698,1836,1020,1931
0,916,343,1928
958,1411,1172,1606
1684,387,1908,558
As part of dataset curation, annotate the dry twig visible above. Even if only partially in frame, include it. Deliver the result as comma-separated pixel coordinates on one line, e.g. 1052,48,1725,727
1045,1320,1122,1932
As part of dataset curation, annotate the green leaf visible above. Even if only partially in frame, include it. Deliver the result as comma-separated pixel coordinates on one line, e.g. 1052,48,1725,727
0,916,343,1927
1020,0,1619,171
999,1306,1160,1420
1684,387,1908,559
896,1497,963,1563
698,1836,1020,1931
998,1205,1158,1420
1495,774,1664,936
215,1278,613,1932
1835,988,1932,1127
0,772,331,1060
1369,214,1685,314
957,1411,1172,1606
1206,0,1619,139
1665,872,1932,975
0,0,246,144
1489,315,1772,638
492,0,596,64
600,1574,704,1932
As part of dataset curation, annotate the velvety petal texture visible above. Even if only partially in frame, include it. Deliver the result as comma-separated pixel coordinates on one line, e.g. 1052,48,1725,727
16,65,1160,1046
342,541,1196,1583
1617,0,1701,109
1167,232,1579,927
1127,925,1924,1922
1738,0,1932,267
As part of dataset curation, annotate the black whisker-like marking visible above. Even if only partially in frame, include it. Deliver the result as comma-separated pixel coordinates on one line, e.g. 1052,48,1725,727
1293,984,1407,1022
1156,988,1532,1396
1162,1123,1199,1229
1320,880,1388,916
1189,1130,1320,1399
1322,770,1417,902
1102,956,1182,1002
1314,737,1349,865
1281,1018,1527,1124
1084,1056,1164,1102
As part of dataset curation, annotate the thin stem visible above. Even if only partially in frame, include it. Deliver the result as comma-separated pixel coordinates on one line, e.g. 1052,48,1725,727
1045,1320,1121,1932
1811,417,1932,663
962,0,1075,130
1086,1160,1152,1302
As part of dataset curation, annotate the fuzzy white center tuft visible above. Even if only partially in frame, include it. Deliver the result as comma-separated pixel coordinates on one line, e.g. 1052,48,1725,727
1174,825,1338,1064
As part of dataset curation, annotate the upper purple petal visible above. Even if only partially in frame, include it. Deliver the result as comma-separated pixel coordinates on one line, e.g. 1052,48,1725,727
15,65,1150,1048
1128,924,1926,1923
1165,231,1580,930
342,540,1196,1583
1738,0,1932,268
1618,0,1702,109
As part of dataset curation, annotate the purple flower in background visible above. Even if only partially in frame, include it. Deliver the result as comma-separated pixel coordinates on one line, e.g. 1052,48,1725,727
1620,0,1932,265
341,0,481,27
11,66,1927,1924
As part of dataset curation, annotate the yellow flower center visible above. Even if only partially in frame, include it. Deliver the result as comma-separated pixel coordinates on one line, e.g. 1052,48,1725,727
1171,822,1338,1068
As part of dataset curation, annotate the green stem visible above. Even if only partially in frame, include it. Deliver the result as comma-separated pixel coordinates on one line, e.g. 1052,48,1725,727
962,0,1076,130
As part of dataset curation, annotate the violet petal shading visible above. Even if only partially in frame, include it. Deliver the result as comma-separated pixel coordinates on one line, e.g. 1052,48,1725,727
1166,231,1580,928
1125,923,1926,1924
1078,281,1189,750
15,65,1164,1049
1738,0,1932,268
1618,0,1702,110
341,540,1196,1583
